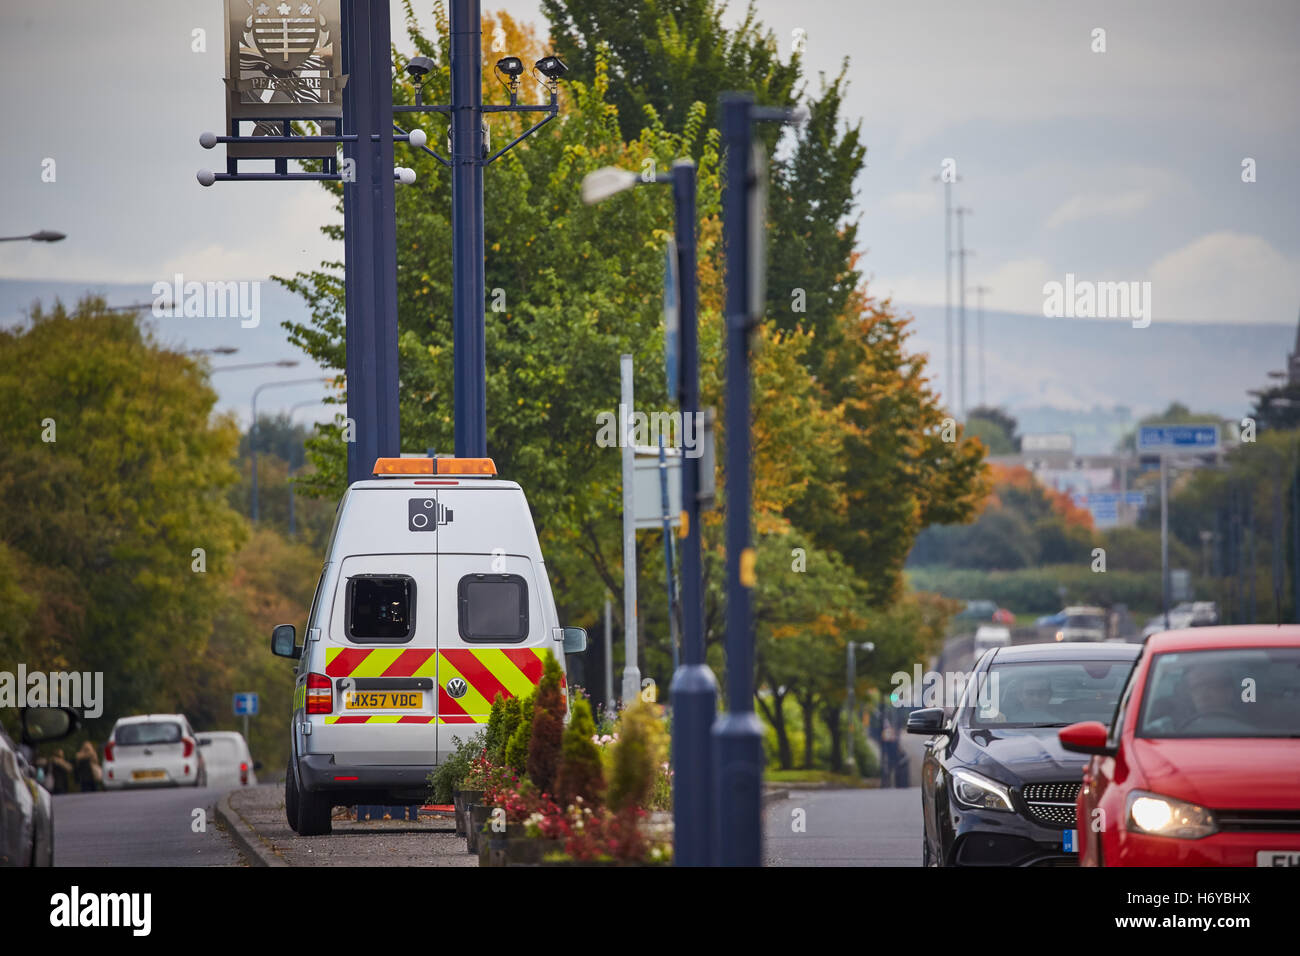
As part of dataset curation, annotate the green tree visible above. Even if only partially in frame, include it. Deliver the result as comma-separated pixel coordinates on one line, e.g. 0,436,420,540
0,299,246,739
966,406,1020,455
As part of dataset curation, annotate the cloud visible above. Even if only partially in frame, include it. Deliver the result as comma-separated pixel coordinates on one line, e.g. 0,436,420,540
1146,231,1300,324
880,189,939,218
1046,189,1153,229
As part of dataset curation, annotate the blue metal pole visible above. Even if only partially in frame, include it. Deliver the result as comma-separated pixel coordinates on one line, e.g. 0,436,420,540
450,0,487,458
668,158,717,867
713,94,763,867
659,435,680,675
341,0,401,485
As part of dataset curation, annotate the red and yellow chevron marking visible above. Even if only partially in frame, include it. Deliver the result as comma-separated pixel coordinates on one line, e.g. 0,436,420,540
320,646,553,721
325,647,437,679
437,647,548,719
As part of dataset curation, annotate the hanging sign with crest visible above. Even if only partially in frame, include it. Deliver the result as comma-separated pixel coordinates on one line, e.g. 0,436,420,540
223,0,347,158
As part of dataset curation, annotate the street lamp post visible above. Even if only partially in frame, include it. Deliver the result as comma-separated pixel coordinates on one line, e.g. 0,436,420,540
581,157,718,866
713,93,801,867
250,378,330,522
844,640,874,775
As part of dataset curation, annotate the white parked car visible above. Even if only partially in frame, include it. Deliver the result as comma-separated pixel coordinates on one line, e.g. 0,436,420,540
198,732,259,789
103,714,206,789
974,625,1012,654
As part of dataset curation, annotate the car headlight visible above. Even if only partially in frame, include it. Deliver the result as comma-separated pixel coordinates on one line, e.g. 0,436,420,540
950,769,1015,812
1126,790,1217,839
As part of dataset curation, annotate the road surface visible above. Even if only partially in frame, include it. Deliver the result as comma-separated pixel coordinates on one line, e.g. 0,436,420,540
764,787,922,866
54,786,245,866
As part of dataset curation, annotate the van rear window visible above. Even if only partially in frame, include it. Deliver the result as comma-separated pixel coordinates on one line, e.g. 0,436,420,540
347,575,415,642
458,574,528,642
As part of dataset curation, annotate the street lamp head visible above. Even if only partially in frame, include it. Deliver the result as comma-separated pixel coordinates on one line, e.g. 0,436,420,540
534,56,568,80
405,56,434,80
581,166,639,205
395,167,417,186
197,169,216,187
29,230,66,243
407,127,427,149
275,359,300,368
199,131,218,149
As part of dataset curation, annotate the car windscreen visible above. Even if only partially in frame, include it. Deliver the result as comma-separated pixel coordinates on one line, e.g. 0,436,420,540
1137,647,1300,738
969,660,1132,728
114,722,183,745
1066,615,1104,629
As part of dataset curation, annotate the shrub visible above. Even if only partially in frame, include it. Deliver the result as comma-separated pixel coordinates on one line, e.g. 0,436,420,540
527,652,565,795
505,695,534,774
555,695,605,808
484,694,507,761
427,729,484,804
607,702,668,814
492,695,522,765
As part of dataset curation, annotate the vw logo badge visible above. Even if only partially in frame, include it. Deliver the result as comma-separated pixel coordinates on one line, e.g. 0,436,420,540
446,678,469,699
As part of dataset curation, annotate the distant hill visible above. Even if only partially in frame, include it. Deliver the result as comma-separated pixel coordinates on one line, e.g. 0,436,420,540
897,302,1292,451
3,279,1291,447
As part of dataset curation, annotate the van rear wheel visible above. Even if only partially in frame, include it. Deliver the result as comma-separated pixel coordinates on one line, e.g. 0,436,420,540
292,761,332,836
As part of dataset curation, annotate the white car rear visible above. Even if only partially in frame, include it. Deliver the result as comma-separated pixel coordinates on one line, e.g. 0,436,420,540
103,715,206,789
198,731,258,789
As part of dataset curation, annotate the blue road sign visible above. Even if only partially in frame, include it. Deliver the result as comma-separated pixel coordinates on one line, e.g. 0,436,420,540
1137,424,1220,453
233,692,259,716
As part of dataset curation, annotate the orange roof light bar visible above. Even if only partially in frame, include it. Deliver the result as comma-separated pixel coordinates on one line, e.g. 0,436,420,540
437,457,496,476
372,457,496,477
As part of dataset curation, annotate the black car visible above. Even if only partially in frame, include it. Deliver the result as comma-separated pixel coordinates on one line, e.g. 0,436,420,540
909,642,1141,867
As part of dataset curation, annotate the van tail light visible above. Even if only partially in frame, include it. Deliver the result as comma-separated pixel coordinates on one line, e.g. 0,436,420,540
104,741,115,762
307,673,333,714
182,737,195,758
240,762,249,785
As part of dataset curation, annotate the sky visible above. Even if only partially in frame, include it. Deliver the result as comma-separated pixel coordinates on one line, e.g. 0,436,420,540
1,0,1298,420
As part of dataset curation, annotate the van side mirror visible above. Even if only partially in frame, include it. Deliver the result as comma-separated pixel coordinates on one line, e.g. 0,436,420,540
561,626,587,653
199,737,213,747
271,624,300,659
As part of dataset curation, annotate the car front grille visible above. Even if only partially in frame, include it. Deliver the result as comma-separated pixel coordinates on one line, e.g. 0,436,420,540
1216,810,1300,833
1021,781,1081,828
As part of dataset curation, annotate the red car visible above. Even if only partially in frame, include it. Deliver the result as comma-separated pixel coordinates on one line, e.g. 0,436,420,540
1059,626,1300,867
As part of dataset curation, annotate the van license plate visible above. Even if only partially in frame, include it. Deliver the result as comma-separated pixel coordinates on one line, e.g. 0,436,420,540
345,691,424,710
1257,851,1300,867
132,770,166,780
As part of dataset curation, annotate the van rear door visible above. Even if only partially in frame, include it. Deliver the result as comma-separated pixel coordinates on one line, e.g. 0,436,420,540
316,553,438,766
433,485,552,757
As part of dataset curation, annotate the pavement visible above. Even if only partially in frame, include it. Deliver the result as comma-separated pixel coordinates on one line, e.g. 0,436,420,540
764,787,923,866
219,783,475,867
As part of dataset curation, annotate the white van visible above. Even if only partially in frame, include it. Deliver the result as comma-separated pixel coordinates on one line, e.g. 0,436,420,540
270,457,586,835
